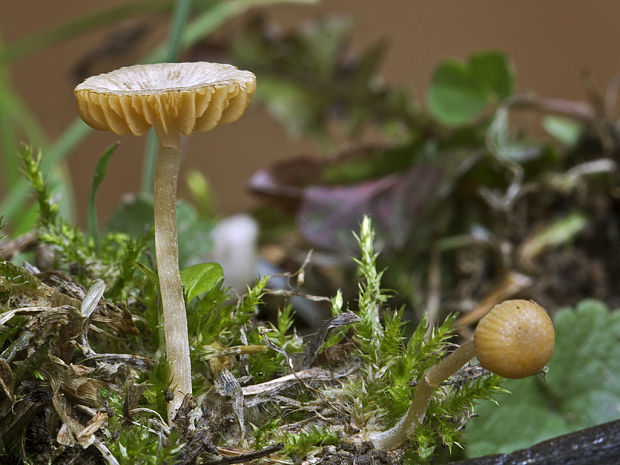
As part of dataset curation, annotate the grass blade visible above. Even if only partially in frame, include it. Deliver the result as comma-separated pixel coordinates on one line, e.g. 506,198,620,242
0,0,173,64
141,0,318,194
3,0,319,220
167,0,194,60
0,36,18,189
87,143,120,248
144,0,318,63
141,0,194,196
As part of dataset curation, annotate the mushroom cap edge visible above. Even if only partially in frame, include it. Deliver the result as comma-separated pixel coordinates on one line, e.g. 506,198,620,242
74,62,257,137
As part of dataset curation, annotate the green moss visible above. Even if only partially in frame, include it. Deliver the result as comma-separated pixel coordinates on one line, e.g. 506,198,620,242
1,150,506,464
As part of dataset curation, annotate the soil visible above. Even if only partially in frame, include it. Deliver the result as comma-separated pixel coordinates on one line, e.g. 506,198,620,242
316,441,398,465
12,413,101,465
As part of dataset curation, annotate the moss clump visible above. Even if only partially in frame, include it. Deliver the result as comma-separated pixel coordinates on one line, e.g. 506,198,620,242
0,147,504,464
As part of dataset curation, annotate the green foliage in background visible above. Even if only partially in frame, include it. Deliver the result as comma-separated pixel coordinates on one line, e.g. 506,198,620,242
465,300,620,457
1,0,618,462
228,15,412,146
428,50,513,126
0,0,319,232
105,194,214,268
180,261,224,303
1,153,506,464
18,146,152,301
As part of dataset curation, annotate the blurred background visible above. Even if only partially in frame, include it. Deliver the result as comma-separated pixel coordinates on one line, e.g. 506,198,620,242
2,1,620,461
2,0,620,222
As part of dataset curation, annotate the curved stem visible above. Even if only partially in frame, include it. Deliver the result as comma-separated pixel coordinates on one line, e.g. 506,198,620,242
153,132,192,422
370,341,475,450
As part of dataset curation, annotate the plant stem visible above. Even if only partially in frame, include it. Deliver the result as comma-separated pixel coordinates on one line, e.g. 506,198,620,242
370,340,476,450
153,131,192,422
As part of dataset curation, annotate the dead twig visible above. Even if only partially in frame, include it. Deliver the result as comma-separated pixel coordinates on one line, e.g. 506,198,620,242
581,70,619,154
262,288,331,302
507,93,593,123
0,231,37,260
295,312,360,370
454,272,532,330
206,443,285,465
241,367,348,397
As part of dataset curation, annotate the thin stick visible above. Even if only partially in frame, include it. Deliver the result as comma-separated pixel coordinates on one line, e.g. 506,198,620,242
454,272,531,328
205,444,285,465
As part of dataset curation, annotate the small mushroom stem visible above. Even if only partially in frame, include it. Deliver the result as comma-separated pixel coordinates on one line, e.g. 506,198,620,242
370,341,475,450
153,129,192,422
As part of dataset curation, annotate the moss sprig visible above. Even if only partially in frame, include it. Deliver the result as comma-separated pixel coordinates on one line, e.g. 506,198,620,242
348,217,504,463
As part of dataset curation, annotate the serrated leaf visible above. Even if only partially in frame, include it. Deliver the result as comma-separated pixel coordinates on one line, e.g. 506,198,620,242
180,262,224,303
465,299,620,457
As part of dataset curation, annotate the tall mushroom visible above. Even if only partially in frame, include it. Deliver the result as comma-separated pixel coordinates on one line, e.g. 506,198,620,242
369,299,555,450
74,62,256,420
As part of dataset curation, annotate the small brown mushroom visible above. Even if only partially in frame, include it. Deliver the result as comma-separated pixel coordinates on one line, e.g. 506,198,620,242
370,299,555,450
475,299,554,378
74,62,256,421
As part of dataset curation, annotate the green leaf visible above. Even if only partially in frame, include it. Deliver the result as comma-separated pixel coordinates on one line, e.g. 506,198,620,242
180,262,224,303
135,261,159,290
428,50,514,126
105,195,154,238
0,0,172,64
106,196,212,268
145,0,318,63
87,143,119,247
186,169,214,218
177,217,214,268
427,61,489,126
468,50,513,99
465,300,620,457
542,116,582,146
519,211,589,264
12,203,39,237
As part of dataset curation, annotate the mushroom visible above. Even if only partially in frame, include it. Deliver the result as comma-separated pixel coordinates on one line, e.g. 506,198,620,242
369,299,554,450
74,62,256,420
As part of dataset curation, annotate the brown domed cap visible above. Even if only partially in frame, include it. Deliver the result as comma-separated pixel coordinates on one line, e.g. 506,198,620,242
74,62,256,137
474,299,554,379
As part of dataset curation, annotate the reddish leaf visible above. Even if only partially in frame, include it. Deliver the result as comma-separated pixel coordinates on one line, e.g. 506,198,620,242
296,164,445,251
248,157,323,211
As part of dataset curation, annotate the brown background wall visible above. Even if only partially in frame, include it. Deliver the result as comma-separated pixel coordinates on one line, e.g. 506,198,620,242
2,1,620,225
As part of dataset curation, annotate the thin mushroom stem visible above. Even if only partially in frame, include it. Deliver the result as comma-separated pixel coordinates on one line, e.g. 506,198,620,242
153,129,192,422
370,340,476,450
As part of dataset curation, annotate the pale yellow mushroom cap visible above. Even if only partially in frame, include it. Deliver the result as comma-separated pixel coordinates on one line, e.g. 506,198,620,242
74,62,256,138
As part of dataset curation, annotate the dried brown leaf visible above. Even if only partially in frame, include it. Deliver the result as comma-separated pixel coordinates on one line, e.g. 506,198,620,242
0,359,15,401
